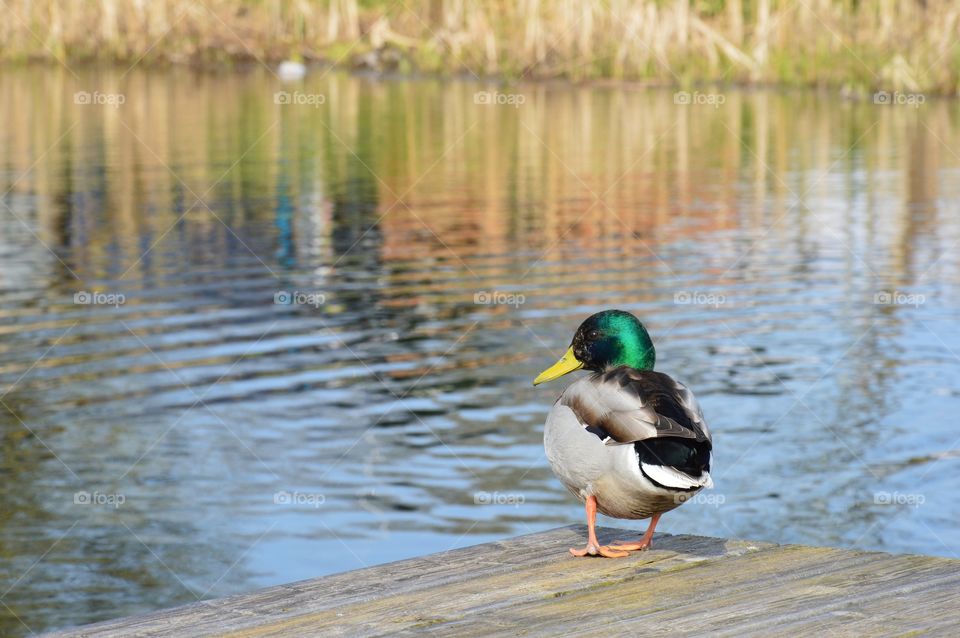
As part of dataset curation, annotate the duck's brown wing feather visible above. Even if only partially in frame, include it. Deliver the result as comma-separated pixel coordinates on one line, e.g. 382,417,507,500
560,367,711,445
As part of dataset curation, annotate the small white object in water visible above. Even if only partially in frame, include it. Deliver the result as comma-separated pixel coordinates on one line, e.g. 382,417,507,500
278,60,306,81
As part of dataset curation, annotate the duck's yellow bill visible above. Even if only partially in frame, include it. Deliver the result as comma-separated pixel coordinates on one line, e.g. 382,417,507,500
533,347,583,385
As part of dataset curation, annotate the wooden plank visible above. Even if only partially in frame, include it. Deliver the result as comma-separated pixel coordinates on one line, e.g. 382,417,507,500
42,525,960,637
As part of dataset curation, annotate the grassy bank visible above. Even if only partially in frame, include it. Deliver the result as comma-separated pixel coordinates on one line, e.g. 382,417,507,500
3,0,959,94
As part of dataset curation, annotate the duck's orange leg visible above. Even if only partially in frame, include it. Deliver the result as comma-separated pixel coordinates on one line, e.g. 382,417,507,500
608,512,662,551
569,495,630,558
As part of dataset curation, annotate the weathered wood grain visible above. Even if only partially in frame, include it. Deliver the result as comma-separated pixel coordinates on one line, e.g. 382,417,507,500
42,526,960,637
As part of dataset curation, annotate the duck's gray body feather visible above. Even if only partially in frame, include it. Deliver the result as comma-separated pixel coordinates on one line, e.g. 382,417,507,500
544,367,713,520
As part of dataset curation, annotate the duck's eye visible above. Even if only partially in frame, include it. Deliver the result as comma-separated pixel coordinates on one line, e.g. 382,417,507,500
586,330,601,341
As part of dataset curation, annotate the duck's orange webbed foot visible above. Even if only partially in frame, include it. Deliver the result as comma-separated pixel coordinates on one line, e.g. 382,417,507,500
608,512,662,552
569,543,630,558
607,539,652,552
570,495,631,558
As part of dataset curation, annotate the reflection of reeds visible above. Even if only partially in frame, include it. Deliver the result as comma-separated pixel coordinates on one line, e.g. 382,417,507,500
4,1,960,93
3,67,957,289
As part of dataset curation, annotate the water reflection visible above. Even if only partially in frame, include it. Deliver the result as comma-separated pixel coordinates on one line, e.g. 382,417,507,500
0,67,959,635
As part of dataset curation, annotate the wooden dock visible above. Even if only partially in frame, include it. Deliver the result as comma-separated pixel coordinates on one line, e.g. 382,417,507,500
45,525,960,637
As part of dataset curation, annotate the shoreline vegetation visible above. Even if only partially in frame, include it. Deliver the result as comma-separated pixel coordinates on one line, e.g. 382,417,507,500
3,0,960,95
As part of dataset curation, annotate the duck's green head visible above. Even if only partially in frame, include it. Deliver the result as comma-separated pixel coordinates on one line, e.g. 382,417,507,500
533,310,655,385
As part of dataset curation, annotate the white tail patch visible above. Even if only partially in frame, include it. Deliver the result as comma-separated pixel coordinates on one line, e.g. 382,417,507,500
641,463,713,490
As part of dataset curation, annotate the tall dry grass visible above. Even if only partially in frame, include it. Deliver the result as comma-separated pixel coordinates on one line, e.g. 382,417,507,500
1,0,959,93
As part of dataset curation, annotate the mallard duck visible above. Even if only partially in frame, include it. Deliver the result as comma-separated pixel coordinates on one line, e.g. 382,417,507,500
533,309,713,558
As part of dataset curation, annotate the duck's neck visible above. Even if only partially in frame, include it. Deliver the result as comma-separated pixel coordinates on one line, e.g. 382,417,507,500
609,319,656,371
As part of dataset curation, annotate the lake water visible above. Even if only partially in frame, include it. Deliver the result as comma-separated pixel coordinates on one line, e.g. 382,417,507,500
1,67,959,635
